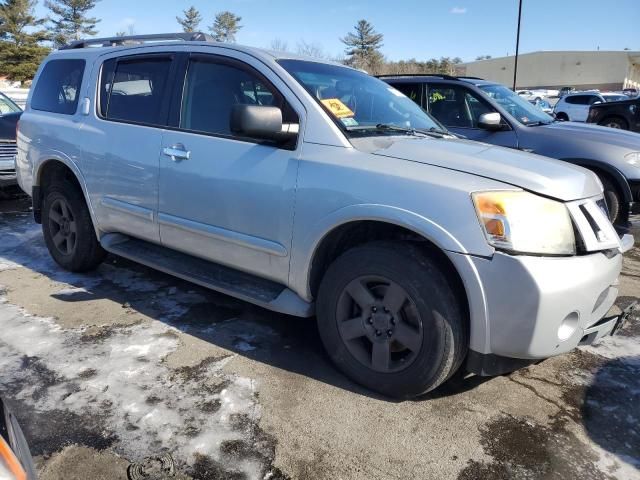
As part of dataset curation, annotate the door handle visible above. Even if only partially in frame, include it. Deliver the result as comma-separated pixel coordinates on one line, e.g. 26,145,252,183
162,144,191,161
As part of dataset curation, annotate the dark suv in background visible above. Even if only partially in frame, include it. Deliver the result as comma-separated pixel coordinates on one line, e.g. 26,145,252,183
0,91,22,190
587,95,640,132
380,74,640,228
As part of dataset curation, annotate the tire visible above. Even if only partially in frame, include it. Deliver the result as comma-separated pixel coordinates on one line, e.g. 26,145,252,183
598,116,629,130
42,181,106,272
316,242,467,398
598,175,621,225
555,112,569,121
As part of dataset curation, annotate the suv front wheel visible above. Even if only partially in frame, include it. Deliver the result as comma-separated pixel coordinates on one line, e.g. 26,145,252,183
42,181,106,272
316,242,467,398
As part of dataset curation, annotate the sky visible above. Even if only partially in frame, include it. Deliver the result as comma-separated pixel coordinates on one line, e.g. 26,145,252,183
34,0,640,61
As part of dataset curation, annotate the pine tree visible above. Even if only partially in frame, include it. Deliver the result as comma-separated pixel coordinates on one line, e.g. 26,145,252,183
45,0,100,48
209,11,242,43
177,6,201,33
341,19,384,73
0,0,49,84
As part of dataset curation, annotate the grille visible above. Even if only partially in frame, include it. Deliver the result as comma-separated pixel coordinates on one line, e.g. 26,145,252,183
0,141,17,161
567,197,620,253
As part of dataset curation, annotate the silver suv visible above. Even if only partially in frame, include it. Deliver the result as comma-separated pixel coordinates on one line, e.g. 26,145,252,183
15,34,633,398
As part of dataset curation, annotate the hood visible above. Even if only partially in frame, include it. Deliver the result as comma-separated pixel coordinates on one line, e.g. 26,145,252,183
356,136,602,201
539,120,640,150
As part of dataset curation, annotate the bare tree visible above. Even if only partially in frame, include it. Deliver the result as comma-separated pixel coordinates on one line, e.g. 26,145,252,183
296,40,326,59
270,37,288,52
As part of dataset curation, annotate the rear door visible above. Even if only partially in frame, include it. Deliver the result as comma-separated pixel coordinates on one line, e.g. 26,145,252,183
83,53,177,243
564,95,591,121
157,52,302,284
426,83,518,147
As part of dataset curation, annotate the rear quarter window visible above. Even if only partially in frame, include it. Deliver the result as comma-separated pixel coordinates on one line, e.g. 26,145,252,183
31,59,85,115
565,95,590,105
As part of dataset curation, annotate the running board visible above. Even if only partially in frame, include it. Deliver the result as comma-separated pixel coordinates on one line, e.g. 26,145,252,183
100,234,314,317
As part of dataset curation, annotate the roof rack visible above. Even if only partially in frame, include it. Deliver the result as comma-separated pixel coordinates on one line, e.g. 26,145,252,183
61,32,214,50
375,73,460,81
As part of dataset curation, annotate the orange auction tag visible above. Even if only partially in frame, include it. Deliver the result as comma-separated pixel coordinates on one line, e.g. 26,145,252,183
321,98,355,118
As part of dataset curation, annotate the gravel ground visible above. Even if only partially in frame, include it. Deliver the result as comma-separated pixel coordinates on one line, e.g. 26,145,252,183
0,191,638,480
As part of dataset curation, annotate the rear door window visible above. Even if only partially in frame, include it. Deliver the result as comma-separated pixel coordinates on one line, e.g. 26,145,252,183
389,83,423,107
427,84,474,128
31,59,85,115
100,56,173,126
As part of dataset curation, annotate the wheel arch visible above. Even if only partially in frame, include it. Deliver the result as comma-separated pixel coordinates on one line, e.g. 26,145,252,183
298,207,472,314
33,157,98,233
561,158,633,207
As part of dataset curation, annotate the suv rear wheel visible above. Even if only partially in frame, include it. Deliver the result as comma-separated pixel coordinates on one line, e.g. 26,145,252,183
316,242,467,398
42,181,106,272
598,116,629,130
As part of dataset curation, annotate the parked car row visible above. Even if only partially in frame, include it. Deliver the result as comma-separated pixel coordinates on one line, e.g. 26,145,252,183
587,94,640,133
9,33,640,398
381,74,640,227
554,91,631,122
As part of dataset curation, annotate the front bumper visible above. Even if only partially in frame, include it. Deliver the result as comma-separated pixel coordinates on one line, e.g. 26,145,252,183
0,159,17,188
467,301,636,376
450,248,625,373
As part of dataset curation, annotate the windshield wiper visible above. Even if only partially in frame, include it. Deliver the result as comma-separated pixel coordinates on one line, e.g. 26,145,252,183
425,127,451,137
526,121,552,127
346,124,451,139
374,124,426,136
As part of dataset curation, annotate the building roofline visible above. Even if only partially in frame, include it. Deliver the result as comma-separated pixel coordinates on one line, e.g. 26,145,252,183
462,50,640,65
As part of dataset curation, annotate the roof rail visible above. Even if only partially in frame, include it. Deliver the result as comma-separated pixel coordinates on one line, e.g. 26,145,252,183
375,73,460,81
61,32,214,50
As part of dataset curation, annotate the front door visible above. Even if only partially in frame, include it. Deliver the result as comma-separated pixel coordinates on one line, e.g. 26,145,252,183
158,53,301,284
426,83,518,147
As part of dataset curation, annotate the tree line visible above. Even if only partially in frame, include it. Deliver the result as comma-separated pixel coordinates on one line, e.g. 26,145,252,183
0,1,469,85
176,8,465,76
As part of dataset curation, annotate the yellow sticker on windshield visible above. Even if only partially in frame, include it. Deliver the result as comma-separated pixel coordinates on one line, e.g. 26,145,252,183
321,98,354,118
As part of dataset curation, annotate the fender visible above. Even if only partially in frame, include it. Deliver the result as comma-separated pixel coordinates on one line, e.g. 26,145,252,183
289,203,491,301
561,158,633,204
32,152,101,235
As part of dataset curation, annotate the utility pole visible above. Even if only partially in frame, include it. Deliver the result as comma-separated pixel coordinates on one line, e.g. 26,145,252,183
513,0,523,90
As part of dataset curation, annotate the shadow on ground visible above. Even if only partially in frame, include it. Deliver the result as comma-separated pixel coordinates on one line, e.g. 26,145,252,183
0,199,493,405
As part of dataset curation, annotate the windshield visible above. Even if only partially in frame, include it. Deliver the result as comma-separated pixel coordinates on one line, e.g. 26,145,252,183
278,59,444,135
479,84,553,125
0,92,21,114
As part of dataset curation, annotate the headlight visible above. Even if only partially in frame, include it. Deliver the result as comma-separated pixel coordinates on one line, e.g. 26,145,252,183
625,152,640,166
472,191,576,255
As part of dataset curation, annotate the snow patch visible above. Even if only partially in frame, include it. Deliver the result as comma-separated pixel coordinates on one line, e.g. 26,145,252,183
0,294,264,478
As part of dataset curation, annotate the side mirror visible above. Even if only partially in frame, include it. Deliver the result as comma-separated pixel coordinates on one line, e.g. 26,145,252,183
230,104,296,142
478,112,502,131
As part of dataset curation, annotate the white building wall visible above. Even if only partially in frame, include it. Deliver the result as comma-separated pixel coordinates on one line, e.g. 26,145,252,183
460,51,640,90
